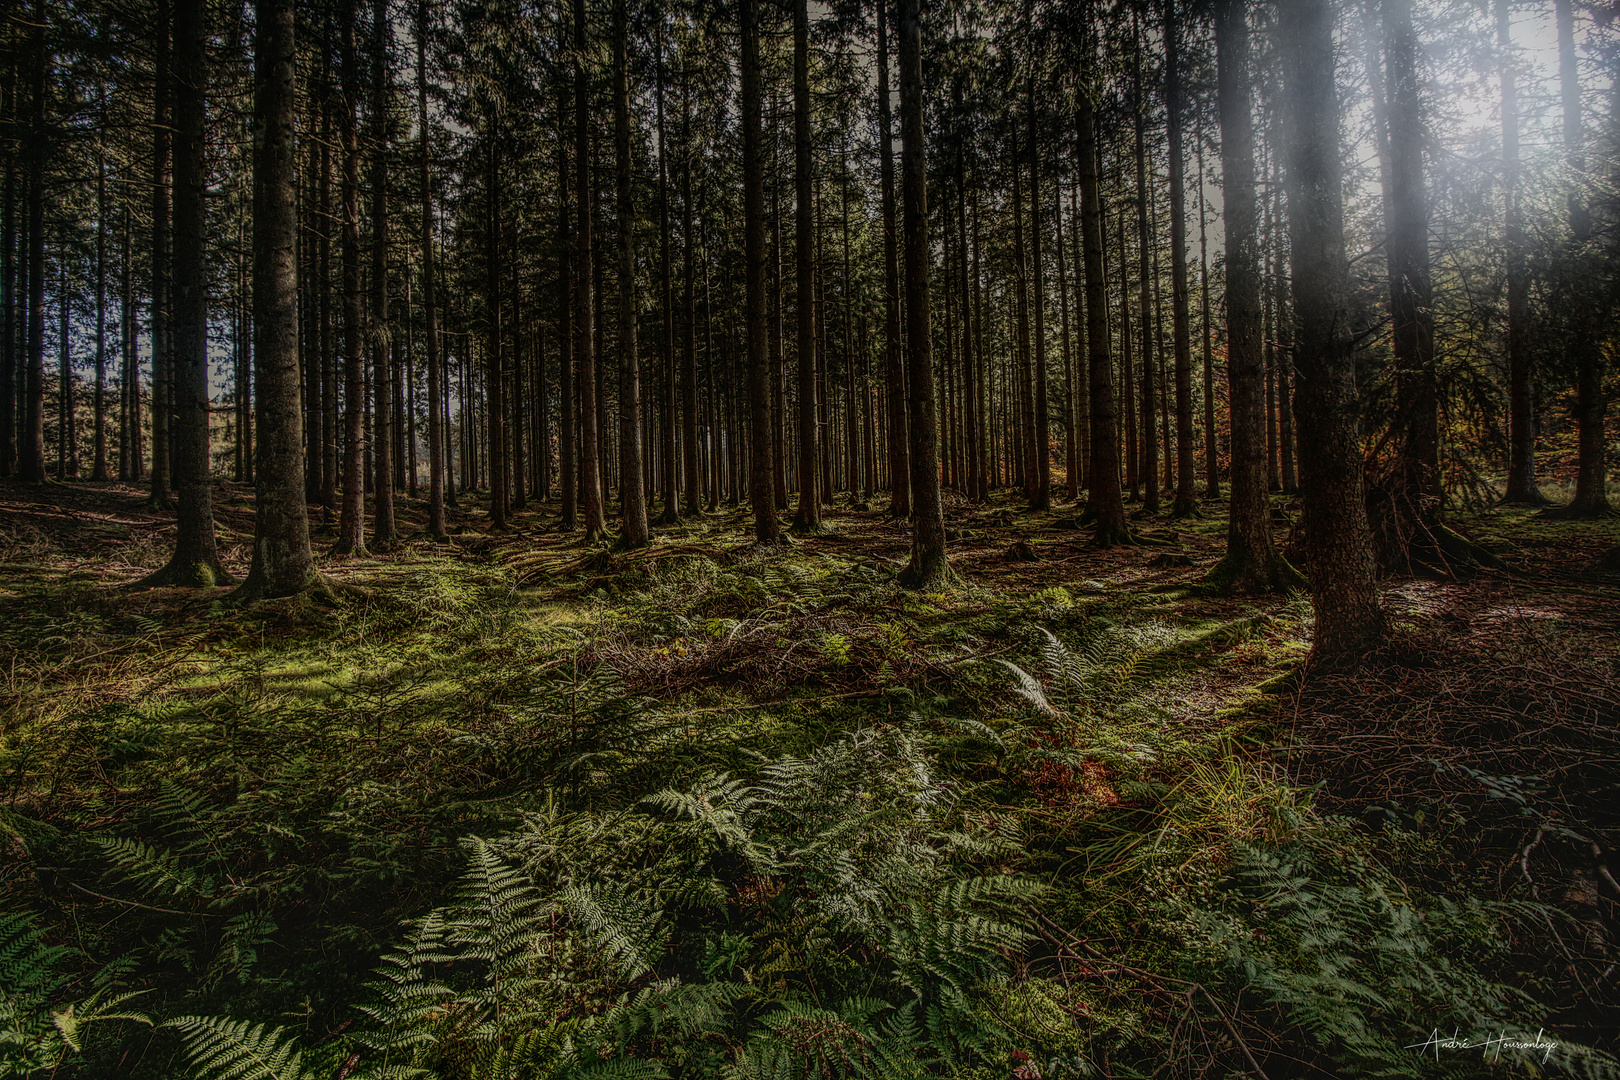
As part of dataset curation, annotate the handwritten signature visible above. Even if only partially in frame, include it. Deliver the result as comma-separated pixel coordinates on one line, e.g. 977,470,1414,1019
1405,1028,1557,1064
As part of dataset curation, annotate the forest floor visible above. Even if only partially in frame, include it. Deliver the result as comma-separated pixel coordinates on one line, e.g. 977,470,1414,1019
1,476,1617,1080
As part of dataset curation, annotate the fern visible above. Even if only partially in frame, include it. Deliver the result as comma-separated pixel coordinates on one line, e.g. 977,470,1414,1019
0,911,150,1076
557,883,669,980
166,1016,314,1080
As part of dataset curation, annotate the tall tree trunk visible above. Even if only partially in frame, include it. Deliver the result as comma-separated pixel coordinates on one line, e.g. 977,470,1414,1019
59,277,76,479
234,0,320,599
575,0,605,541
371,0,397,549
1134,42,1157,514
1079,95,1128,545
145,0,232,586
1208,0,1294,592
333,0,368,556
1495,0,1540,505
0,67,14,480
1197,136,1218,500
1384,0,1439,503
318,45,338,510
743,0,782,545
1283,0,1383,665
1012,122,1035,505
558,34,576,530
1551,0,1611,517
655,21,679,525
878,0,907,517
791,0,822,534
485,136,508,530
1029,90,1051,510
93,113,110,482
418,0,446,539
680,68,700,520
1166,1,1196,517
614,0,649,547
896,0,950,587
145,0,172,501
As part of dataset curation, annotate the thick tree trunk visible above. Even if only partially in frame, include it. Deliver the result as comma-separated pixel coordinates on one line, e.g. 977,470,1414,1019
145,0,232,586
896,0,951,587
233,0,320,600
614,0,649,548
1207,0,1295,593
1283,0,1383,666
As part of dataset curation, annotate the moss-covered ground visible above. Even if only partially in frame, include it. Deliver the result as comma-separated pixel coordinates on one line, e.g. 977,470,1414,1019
1,478,1616,1079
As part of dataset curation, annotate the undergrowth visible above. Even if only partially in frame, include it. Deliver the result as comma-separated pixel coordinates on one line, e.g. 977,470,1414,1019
1,543,1614,1078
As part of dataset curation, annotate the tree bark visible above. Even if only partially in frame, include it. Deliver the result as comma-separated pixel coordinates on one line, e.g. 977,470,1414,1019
878,0,908,518
743,0,782,545
417,1,446,539
1134,41,1157,515
614,0,649,547
896,0,951,587
1079,96,1127,545
1166,1,1196,517
1207,0,1295,592
333,0,368,556
370,0,397,549
791,0,822,534
145,0,232,586
145,0,173,502
233,0,321,600
1029,89,1051,510
1282,0,1383,666
575,0,605,541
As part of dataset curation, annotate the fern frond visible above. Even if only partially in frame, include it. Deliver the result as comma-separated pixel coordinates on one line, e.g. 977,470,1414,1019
557,883,669,980
989,660,1056,717
166,1015,314,1080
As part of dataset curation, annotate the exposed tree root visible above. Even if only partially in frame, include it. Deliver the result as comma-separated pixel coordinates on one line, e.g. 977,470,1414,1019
1198,549,1304,595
